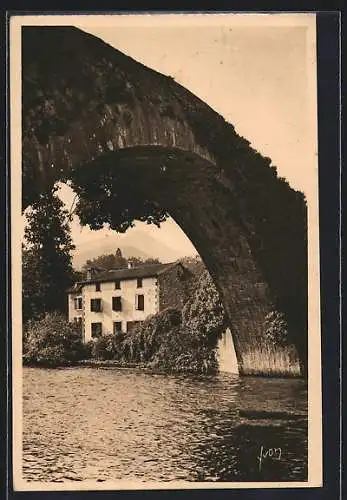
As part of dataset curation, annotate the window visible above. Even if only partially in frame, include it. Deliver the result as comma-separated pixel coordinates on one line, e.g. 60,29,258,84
126,321,142,333
137,278,143,288
135,294,145,311
95,283,101,292
113,321,122,334
112,296,122,311
90,298,102,312
74,297,82,310
91,322,102,338
115,280,121,290
73,317,82,324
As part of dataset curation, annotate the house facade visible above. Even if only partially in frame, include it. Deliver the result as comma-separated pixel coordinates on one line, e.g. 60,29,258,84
68,262,191,342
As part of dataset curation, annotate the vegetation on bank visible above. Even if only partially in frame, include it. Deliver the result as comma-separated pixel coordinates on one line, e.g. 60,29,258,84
237,310,301,377
121,307,219,374
23,312,87,367
241,344,301,378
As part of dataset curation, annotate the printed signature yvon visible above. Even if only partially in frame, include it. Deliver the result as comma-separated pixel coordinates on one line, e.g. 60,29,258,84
257,446,282,471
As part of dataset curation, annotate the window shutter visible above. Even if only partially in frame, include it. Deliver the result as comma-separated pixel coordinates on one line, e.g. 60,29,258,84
91,298,102,312
112,296,122,311
135,294,144,311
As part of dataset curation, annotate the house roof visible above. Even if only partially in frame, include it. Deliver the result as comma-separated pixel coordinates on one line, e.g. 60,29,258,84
67,283,83,294
67,262,183,292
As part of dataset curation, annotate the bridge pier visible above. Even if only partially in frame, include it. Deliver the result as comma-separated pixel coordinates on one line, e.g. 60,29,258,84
217,329,238,374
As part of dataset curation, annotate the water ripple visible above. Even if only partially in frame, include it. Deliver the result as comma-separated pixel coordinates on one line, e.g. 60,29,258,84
22,367,308,483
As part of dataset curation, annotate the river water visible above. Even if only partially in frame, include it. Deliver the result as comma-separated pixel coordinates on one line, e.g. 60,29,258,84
22,367,308,484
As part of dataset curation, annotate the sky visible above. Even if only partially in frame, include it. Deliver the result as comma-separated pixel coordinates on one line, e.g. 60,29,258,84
23,14,318,264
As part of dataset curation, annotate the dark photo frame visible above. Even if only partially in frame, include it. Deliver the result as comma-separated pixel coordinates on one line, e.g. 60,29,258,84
2,8,342,500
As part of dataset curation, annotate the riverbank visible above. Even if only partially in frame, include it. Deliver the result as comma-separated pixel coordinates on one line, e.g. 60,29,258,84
23,358,216,376
23,358,305,379
77,359,303,378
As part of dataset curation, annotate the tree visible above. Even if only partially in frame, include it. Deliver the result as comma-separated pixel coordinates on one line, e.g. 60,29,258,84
83,248,127,272
22,186,75,322
114,248,127,268
82,253,161,272
127,256,161,267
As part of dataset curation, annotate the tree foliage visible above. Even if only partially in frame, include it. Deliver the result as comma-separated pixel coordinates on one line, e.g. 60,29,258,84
127,256,162,267
182,268,227,346
23,312,86,367
83,248,127,271
22,186,75,322
82,249,161,272
70,160,168,233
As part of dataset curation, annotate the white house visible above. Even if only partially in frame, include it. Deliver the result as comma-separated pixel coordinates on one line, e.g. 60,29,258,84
68,262,190,342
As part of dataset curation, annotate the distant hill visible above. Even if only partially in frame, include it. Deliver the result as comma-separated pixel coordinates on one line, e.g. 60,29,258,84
72,229,185,270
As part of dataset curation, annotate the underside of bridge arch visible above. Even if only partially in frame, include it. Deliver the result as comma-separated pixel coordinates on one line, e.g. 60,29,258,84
68,145,285,374
21,26,308,376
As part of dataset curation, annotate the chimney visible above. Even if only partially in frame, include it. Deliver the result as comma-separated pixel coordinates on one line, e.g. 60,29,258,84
86,267,96,280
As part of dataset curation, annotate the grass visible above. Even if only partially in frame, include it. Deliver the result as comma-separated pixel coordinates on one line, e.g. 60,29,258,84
240,344,302,378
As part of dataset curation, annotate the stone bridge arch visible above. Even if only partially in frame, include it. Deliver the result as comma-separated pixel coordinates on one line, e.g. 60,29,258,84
22,26,308,376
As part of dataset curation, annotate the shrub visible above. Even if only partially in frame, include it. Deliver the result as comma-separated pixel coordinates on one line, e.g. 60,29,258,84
182,269,227,347
23,312,87,367
84,340,95,359
121,306,219,374
150,328,219,374
119,271,225,374
90,333,125,360
122,308,182,363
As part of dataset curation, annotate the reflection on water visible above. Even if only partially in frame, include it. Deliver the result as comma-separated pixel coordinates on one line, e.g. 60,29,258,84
22,367,307,483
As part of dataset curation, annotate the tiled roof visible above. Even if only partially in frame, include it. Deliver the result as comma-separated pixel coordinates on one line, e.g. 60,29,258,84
70,262,182,289
66,283,83,294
